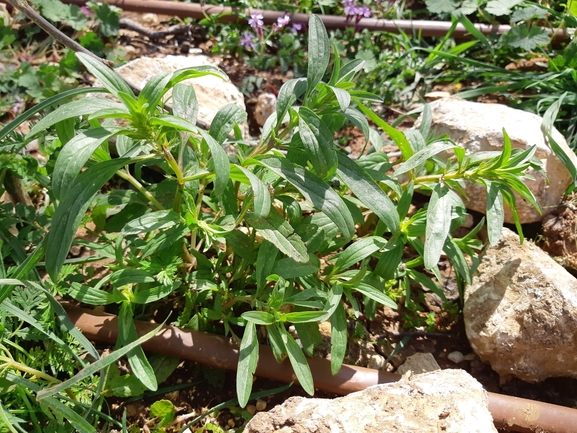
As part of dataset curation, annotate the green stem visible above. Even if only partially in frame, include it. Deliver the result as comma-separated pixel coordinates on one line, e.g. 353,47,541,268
0,357,59,383
116,170,164,210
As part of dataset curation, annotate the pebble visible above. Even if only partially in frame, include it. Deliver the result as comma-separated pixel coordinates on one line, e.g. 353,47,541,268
245,405,257,415
447,351,465,364
368,354,385,370
255,399,267,411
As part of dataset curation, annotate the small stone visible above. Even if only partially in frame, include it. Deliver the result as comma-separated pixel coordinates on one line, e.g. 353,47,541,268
227,418,235,427
367,354,385,370
246,405,257,415
254,93,277,126
447,351,465,364
397,352,440,375
255,399,267,411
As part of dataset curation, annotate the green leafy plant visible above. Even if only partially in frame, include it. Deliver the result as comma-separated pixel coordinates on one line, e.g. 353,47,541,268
0,13,547,431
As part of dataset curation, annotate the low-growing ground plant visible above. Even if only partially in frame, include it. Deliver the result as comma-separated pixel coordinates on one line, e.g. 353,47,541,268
0,13,549,433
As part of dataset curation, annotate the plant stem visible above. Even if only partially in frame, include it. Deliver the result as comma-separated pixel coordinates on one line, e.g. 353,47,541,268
116,169,164,210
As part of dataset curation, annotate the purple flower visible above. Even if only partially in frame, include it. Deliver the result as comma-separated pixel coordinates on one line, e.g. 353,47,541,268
248,13,264,30
291,22,303,33
343,2,357,16
240,31,256,50
276,15,291,29
355,5,371,18
80,5,90,15
12,96,24,114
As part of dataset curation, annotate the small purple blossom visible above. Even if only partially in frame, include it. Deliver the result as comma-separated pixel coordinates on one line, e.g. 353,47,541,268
240,31,256,50
355,5,371,18
80,5,90,15
343,2,357,16
276,15,291,28
291,22,303,33
12,96,24,114
248,13,264,30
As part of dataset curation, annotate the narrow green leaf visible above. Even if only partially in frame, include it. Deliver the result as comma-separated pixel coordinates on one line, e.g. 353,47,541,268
53,127,121,200
271,256,320,279
131,283,177,304
276,78,307,127
283,311,326,324
485,181,504,246
237,322,259,407
46,158,130,280
395,141,456,177
140,224,190,258
344,107,370,141
172,83,198,124
199,130,230,196
327,85,351,111
336,153,399,233
148,114,197,132
258,156,354,239
356,103,413,160
351,282,397,309
245,212,308,263
122,210,182,235
209,104,247,144
424,184,452,269
267,324,288,363
242,311,275,325
42,397,96,432
76,52,134,98
306,15,330,95
234,165,271,218
281,329,314,395
256,240,279,292
67,282,121,305
330,302,347,375
138,71,173,112
27,98,124,138
167,66,228,90
298,107,337,178
334,236,386,271
37,320,163,400
119,303,157,391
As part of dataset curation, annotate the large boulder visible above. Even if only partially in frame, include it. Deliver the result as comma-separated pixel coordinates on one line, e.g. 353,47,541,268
244,369,497,433
414,98,575,223
464,227,577,382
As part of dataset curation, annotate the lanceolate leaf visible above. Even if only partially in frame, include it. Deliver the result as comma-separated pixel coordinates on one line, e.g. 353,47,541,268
210,104,247,144
172,83,198,124
298,107,337,178
256,240,279,292
76,52,135,99
46,158,131,280
336,153,399,233
245,212,308,263
276,78,307,127
52,127,121,200
281,329,315,395
352,282,397,309
424,183,452,269
258,156,354,240
119,302,157,391
139,71,173,112
234,165,271,217
395,141,456,177
485,181,504,246
122,210,182,235
199,131,230,196
27,98,125,138
306,15,330,95
330,302,347,375
334,236,386,271
237,322,259,407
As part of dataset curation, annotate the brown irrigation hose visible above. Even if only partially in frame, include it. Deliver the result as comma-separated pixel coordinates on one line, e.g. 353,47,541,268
65,305,577,433
28,0,569,43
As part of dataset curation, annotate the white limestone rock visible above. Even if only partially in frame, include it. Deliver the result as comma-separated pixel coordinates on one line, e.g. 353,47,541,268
464,227,577,382
244,369,497,433
254,92,277,126
414,98,576,223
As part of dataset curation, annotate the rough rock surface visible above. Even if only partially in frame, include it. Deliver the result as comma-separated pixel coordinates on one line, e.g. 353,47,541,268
244,369,496,433
254,92,277,126
101,55,246,132
414,98,576,223
464,227,577,382
397,352,440,375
